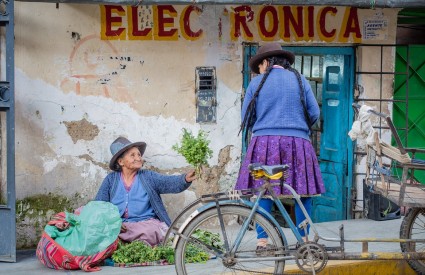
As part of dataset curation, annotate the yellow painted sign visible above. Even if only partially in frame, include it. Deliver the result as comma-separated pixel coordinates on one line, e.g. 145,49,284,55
100,5,382,43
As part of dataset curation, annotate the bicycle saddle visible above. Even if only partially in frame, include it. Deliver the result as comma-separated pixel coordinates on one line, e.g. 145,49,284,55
248,163,289,177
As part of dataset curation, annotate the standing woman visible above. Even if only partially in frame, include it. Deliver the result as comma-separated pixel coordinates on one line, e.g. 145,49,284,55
235,43,325,252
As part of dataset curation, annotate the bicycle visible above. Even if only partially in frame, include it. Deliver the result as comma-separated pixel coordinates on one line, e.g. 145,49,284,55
165,163,425,274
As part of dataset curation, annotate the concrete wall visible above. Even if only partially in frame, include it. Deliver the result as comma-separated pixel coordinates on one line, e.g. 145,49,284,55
10,3,399,247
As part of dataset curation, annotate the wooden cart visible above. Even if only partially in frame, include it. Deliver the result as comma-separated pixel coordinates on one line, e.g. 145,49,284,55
353,103,425,273
356,105,425,207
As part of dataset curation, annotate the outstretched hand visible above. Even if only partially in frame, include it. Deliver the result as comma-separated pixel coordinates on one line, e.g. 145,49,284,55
185,170,196,183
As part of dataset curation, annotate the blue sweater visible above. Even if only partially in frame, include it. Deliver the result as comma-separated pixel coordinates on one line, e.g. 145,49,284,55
242,67,320,140
94,170,190,226
111,176,156,222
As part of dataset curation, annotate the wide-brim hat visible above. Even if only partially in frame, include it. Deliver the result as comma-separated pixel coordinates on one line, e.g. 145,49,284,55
109,136,147,171
249,42,295,74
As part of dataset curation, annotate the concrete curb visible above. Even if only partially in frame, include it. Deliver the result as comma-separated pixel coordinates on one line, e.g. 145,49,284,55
284,260,417,274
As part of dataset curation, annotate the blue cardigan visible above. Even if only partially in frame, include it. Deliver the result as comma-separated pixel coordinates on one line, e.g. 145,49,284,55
242,67,320,140
94,170,191,226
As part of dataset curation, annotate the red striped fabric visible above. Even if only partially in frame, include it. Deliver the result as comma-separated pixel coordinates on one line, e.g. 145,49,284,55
36,230,118,271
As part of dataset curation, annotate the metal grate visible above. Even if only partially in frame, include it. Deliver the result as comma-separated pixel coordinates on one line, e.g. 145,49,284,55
293,55,324,155
352,44,412,218
195,67,217,123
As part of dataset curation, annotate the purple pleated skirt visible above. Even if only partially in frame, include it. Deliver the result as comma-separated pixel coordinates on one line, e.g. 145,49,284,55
235,136,325,196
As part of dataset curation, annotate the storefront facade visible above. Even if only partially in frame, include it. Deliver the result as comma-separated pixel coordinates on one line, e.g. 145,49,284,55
4,3,405,249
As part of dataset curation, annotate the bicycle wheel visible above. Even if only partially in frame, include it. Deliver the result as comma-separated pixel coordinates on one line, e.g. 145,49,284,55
175,205,286,275
400,207,425,274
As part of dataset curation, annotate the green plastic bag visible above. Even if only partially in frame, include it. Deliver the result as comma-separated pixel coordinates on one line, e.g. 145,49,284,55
44,201,122,256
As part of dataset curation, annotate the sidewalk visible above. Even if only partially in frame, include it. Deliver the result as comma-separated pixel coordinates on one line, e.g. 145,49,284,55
0,218,416,275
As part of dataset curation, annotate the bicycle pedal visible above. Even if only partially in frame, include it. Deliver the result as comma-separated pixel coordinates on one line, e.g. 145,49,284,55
298,219,309,229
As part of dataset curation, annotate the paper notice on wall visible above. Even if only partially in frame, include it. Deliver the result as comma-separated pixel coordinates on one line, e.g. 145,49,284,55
363,19,388,40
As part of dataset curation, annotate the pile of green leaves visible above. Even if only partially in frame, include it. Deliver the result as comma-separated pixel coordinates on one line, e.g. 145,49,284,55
192,229,223,251
172,128,213,177
112,241,175,264
111,229,223,265
184,243,210,263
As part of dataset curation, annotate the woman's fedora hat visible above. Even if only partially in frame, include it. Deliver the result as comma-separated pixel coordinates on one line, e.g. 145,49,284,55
249,42,295,74
109,136,147,171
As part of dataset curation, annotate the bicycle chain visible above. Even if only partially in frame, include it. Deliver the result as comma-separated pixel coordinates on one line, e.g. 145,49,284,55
223,245,311,275
187,237,311,274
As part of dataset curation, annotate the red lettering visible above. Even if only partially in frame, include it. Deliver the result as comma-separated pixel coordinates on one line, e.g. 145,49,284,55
319,7,337,38
130,6,151,37
307,6,314,38
343,7,361,39
182,5,203,38
157,5,178,38
283,6,303,38
258,6,278,38
232,6,254,39
104,5,125,37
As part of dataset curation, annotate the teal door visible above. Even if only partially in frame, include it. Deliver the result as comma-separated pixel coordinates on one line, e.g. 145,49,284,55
315,53,354,222
242,45,354,222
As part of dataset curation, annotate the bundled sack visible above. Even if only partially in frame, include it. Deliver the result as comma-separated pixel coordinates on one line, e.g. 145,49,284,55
36,201,122,272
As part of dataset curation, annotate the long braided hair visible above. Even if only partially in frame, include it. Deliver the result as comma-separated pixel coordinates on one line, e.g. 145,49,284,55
239,55,309,145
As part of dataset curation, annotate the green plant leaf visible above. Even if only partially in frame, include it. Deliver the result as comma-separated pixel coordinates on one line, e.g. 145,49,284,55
173,128,213,178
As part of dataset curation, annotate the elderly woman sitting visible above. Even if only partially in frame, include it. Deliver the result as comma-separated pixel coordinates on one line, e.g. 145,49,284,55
95,136,196,247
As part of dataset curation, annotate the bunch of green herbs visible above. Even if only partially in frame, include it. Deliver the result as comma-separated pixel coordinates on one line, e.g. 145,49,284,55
172,128,213,177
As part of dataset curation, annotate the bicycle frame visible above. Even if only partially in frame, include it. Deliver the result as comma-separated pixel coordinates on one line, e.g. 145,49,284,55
171,178,315,262
171,198,289,257
170,177,425,266
230,181,309,254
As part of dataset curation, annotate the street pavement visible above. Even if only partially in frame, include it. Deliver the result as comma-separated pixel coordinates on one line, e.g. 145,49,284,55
0,218,406,275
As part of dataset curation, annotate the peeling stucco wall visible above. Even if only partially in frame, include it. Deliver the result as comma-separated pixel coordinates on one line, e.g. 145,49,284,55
64,118,100,144
10,3,399,247
13,3,244,248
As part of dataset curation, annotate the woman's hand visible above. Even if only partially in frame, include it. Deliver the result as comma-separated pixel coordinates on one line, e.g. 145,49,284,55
185,170,196,183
